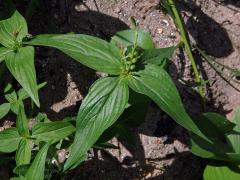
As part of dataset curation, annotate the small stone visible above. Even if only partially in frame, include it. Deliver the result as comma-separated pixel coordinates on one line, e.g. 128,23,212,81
161,19,169,26
157,28,163,34
114,7,121,13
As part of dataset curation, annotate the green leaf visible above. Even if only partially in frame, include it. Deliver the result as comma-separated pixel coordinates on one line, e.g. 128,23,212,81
18,82,47,101
204,163,240,180
15,139,32,166
14,164,30,176
25,143,50,180
0,128,22,153
190,133,231,161
25,34,122,75
64,77,129,170
0,103,10,119
31,121,75,143
127,64,208,141
189,113,235,161
16,106,30,137
227,108,240,153
140,46,176,67
201,113,235,134
5,46,39,106
111,29,154,49
0,10,28,48
0,47,12,62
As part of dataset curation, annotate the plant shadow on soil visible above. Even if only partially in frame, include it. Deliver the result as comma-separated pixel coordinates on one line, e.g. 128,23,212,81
0,0,236,179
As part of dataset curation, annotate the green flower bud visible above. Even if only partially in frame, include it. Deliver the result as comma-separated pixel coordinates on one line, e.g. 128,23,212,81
131,58,137,63
126,60,132,65
130,65,135,70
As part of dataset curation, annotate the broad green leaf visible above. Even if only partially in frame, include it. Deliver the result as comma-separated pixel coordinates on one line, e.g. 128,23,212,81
31,121,75,143
201,113,235,134
25,34,122,75
15,139,32,166
227,108,240,153
127,64,208,141
5,46,39,106
140,46,176,67
0,47,12,62
0,128,22,152
25,143,50,180
0,10,27,48
111,29,154,49
16,106,30,137
204,163,240,180
190,133,232,161
0,103,10,119
64,77,129,170
189,113,235,161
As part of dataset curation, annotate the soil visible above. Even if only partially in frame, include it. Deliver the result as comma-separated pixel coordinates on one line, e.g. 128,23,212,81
1,0,240,179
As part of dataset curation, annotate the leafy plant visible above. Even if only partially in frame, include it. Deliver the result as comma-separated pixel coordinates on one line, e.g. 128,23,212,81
0,4,239,179
24,18,213,170
189,108,240,180
0,88,75,179
0,10,39,106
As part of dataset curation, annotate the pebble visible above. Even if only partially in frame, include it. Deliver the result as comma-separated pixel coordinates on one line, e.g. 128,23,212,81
157,28,163,34
161,19,169,26
114,7,121,13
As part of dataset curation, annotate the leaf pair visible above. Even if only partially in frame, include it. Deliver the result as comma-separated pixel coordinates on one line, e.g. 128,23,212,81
0,10,39,106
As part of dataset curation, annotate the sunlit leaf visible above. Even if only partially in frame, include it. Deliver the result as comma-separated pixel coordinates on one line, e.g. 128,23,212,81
15,139,32,166
0,10,27,48
31,121,75,143
5,46,39,106
111,29,154,49
0,128,22,153
64,77,129,170
25,34,122,75
25,143,50,180
127,64,208,141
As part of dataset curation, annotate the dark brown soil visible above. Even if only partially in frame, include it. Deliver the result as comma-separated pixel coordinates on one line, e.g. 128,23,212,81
1,0,240,179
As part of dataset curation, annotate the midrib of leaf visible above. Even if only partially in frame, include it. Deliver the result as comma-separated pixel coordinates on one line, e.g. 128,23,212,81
60,36,118,61
33,126,74,137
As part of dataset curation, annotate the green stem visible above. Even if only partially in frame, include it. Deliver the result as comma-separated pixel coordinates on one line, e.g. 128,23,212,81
167,0,205,109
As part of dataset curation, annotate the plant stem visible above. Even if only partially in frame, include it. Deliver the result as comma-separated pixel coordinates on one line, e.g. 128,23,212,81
167,0,205,109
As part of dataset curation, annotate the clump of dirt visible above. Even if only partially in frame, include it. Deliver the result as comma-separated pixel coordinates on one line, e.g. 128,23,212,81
0,0,240,179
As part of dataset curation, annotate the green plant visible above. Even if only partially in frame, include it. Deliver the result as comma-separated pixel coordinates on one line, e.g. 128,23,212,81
24,17,214,170
0,10,39,106
189,109,240,180
0,84,75,180
0,4,239,179
160,1,240,179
